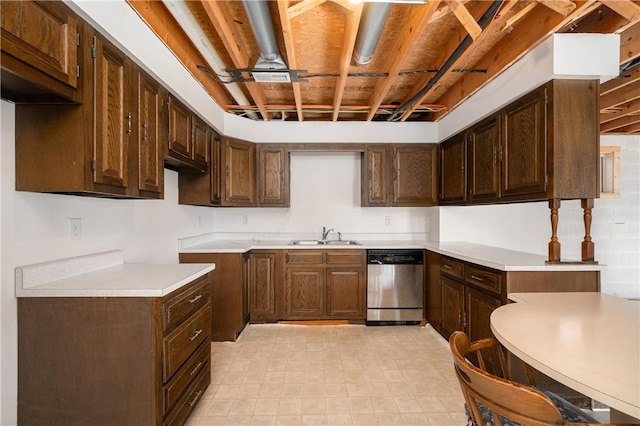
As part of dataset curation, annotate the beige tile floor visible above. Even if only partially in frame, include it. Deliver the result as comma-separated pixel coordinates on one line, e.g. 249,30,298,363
185,323,468,426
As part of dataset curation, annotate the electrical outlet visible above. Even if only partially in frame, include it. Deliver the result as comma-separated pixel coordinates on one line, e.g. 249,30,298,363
70,218,82,240
385,216,391,226
242,215,249,225
197,215,202,228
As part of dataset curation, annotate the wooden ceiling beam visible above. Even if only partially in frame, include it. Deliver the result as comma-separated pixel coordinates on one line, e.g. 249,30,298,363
602,120,640,134
332,3,363,121
601,66,640,95
536,0,577,16
365,2,439,121
199,1,271,121
601,112,640,133
600,0,640,22
620,21,640,64
287,0,328,20
126,0,233,109
600,97,640,121
447,0,483,40
400,1,508,121
502,2,538,32
429,1,596,120
600,78,640,109
277,0,304,121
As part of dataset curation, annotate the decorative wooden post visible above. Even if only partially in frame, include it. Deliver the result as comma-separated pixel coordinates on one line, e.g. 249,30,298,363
547,198,561,263
581,198,597,263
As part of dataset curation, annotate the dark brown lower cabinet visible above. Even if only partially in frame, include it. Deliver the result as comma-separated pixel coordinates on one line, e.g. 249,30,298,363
248,251,282,321
179,252,249,341
17,275,211,426
284,249,365,321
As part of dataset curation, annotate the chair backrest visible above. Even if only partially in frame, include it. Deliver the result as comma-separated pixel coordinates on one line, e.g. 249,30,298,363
449,331,566,426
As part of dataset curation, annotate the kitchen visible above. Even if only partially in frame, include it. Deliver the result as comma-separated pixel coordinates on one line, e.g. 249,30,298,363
1,1,640,425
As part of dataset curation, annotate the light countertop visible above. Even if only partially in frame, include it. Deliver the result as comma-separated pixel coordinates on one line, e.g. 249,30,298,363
492,292,640,418
178,236,602,272
15,250,215,298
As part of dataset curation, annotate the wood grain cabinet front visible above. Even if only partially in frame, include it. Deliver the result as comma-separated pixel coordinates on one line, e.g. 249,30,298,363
17,274,212,426
166,95,209,173
248,251,282,321
14,27,165,199
283,249,365,321
1,0,80,102
362,144,438,207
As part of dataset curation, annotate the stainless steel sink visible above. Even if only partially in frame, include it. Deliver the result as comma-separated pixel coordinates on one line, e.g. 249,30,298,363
289,240,360,246
323,240,361,245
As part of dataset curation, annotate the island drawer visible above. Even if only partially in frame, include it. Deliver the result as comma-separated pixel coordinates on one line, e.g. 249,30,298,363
163,304,211,381
163,364,210,426
163,341,210,414
162,274,210,332
440,256,464,279
464,264,502,295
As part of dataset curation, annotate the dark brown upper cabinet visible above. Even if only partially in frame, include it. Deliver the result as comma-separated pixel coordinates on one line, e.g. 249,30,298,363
440,79,599,205
1,0,80,102
222,137,257,206
15,27,164,199
257,144,290,207
362,144,438,207
440,133,467,205
468,114,501,203
166,95,208,173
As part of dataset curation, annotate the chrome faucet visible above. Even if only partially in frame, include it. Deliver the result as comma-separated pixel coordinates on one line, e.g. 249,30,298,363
322,226,334,241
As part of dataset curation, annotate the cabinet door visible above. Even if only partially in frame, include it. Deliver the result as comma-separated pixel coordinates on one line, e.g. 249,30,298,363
223,138,256,206
425,251,441,330
210,134,222,205
502,87,547,199
466,287,503,376
249,252,277,320
137,70,163,196
440,134,467,204
168,96,192,162
285,267,324,318
92,34,130,191
469,115,500,203
192,116,210,169
1,1,79,93
258,144,289,206
362,145,389,206
242,253,250,327
326,267,365,318
440,276,464,339
392,144,438,206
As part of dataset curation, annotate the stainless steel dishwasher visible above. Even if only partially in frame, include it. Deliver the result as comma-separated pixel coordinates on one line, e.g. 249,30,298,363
366,249,424,324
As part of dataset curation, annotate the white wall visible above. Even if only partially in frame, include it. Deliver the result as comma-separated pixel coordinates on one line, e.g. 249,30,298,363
212,152,431,240
437,134,640,299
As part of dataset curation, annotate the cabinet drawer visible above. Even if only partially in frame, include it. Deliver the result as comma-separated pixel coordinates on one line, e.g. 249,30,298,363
286,250,324,265
162,275,210,332
163,305,211,381
464,265,502,295
163,363,210,426
326,250,364,265
440,257,464,279
163,341,210,415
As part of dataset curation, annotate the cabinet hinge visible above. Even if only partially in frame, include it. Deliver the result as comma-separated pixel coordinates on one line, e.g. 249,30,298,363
76,32,80,46
76,65,80,78
545,175,549,190
91,37,96,59
544,90,549,105
90,159,96,172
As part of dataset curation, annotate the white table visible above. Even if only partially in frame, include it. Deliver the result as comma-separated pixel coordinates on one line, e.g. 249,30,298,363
490,292,640,421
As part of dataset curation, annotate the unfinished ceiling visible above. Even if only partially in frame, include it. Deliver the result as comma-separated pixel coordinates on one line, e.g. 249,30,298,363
128,0,640,134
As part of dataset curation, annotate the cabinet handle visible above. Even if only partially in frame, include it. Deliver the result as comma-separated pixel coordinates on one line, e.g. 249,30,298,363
142,123,148,141
458,310,463,327
126,113,132,135
189,294,202,304
189,361,203,377
471,275,484,282
443,264,453,270
188,390,202,407
190,329,203,341
463,312,468,329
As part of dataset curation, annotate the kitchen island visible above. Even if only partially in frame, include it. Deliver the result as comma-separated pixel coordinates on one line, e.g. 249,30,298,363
16,250,215,426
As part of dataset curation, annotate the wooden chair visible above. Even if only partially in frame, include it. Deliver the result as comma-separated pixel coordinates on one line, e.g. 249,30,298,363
448,331,625,426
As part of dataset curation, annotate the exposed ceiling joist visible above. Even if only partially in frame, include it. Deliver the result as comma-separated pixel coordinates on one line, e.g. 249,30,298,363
600,0,640,22
365,2,440,121
332,2,363,121
447,0,483,40
277,0,304,121
199,1,271,120
536,0,577,16
620,21,640,63
600,78,640,110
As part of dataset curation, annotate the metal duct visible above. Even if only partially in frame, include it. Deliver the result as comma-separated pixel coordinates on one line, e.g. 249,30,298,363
353,2,392,66
242,0,287,70
162,1,258,119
